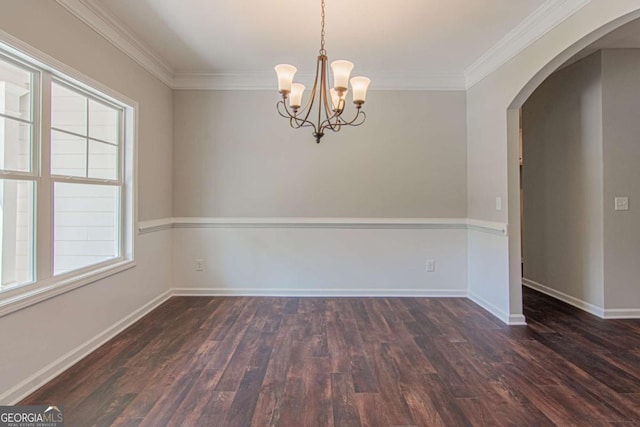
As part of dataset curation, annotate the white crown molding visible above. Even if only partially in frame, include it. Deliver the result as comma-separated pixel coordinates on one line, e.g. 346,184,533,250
53,0,466,91
138,217,508,235
465,0,592,88
55,0,590,91
172,72,467,91
55,0,175,87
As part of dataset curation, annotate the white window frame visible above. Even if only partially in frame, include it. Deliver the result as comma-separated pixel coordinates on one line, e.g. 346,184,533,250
0,33,137,318
50,78,125,277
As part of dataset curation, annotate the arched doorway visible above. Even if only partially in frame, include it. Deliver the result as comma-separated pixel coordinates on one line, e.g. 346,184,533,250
506,8,640,322
466,2,640,324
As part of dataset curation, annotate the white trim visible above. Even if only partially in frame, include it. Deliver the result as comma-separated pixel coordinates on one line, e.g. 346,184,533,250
139,217,508,235
173,73,467,91
0,34,139,320
0,28,138,109
54,0,174,87
138,217,173,234
0,260,136,319
465,0,592,88
524,278,640,319
171,217,470,229
52,0,592,91
466,219,509,235
522,278,605,318
508,314,527,325
50,0,466,91
603,309,640,319
468,291,527,325
172,287,467,298
0,289,172,405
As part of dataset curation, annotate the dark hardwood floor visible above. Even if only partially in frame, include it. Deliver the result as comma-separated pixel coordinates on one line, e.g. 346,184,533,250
21,288,640,426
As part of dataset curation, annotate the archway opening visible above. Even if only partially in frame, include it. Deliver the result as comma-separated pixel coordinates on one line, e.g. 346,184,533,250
506,11,640,322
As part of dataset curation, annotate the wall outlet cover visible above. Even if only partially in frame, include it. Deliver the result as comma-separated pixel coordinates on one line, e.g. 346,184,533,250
615,197,629,211
426,259,435,272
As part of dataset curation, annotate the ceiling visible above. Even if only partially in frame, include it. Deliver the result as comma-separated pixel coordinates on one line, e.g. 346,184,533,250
57,0,593,89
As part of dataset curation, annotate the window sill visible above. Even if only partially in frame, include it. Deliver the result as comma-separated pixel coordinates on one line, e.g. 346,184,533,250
0,259,136,318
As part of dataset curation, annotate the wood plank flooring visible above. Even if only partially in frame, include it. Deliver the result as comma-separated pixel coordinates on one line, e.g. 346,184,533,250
21,288,640,426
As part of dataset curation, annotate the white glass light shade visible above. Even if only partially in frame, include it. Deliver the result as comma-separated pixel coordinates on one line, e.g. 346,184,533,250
330,88,347,111
331,60,354,90
289,83,305,108
275,64,297,93
330,88,340,110
350,76,371,103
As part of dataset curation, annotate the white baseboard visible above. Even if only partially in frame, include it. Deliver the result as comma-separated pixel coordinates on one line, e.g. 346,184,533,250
175,287,529,325
468,292,527,325
522,278,605,318
603,309,640,319
172,287,468,298
0,289,173,405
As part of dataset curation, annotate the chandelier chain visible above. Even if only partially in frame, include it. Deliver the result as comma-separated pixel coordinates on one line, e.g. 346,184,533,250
320,0,326,55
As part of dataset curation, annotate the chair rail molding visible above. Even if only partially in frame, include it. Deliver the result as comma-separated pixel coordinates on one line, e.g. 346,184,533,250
138,217,508,235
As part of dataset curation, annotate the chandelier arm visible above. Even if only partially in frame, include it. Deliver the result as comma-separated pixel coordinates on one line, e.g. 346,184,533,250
320,109,366,134
278,97,310,125
315,57,327,134
277,99,320,132
294,55,323,128
321,120,342,134
290,116,317,130
319,72,344,132
289,113,319,131
321,60,339,126
341,109,367,127
319,110,343,132
276,100,294,119
321,103,364,131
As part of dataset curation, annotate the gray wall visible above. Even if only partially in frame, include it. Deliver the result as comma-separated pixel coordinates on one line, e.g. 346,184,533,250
0,0,173,402
173,90,467,218
523,49,640,312
522,52,605,307
0,2,173,221
602,49,640,310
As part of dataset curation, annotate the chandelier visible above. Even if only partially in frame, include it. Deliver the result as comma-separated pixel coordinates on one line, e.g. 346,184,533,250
274,0,371,143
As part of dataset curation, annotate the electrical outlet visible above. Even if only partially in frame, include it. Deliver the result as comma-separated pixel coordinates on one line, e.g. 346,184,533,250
195,259,204,271
615,196,629,211
426,259,435,272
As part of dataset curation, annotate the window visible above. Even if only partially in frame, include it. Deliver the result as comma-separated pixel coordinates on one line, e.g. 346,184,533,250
51,81,122,275
0,56,36,289
0,41,135,308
